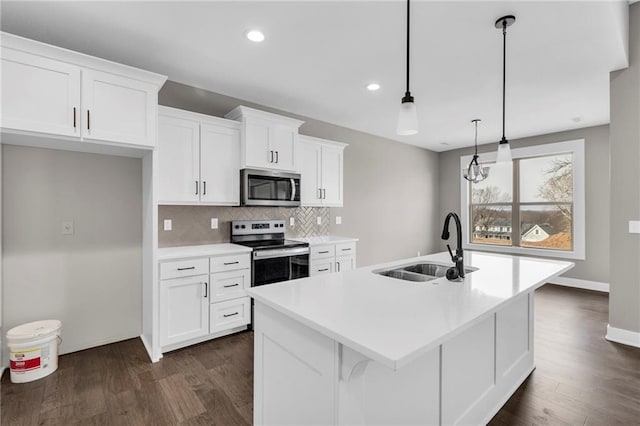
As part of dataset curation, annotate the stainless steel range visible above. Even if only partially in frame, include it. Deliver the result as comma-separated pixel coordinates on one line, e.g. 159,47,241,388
230,220,309,286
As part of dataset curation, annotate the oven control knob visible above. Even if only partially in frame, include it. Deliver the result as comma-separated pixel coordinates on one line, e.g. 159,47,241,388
241,225,246,229
234,225,239,229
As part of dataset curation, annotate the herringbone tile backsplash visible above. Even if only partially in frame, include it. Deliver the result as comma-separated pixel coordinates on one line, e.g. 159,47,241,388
158,205,330,247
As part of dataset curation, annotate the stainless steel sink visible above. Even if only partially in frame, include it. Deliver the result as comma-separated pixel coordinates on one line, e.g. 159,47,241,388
374,262,477,282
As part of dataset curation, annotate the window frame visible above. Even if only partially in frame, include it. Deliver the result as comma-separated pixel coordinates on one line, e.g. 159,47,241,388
460,139,585,260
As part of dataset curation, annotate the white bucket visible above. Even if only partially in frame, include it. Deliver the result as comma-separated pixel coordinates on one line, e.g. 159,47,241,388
7,320,62,383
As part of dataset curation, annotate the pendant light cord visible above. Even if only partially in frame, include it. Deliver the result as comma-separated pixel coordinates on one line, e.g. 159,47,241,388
405,0,411,96
501,19,507,143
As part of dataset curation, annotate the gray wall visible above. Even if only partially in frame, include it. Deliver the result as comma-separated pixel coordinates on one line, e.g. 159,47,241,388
159,81,441,266
438,125,610,284
609,2,640,334
2,145,143,355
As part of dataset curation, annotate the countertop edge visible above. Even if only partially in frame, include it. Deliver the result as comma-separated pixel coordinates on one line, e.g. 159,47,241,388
157,243,253,261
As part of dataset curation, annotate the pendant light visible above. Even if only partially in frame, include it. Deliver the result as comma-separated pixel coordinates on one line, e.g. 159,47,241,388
495,15,516,163
463,119,490,183
397,0,418,135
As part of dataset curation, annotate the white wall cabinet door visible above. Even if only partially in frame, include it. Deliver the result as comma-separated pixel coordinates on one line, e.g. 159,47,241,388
298,141,322,206
320,145,343,206
1,48,81,137
200,123,240,205
271,125,297,171
244,118,272,169
158,115,200,203
160,274,209,347
81,69,157,147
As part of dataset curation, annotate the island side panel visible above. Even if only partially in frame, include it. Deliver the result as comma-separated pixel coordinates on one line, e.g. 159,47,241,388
253,302,338,425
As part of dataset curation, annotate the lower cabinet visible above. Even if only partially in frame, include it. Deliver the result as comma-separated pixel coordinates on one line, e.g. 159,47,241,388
309,241,357,276
159,252,251,352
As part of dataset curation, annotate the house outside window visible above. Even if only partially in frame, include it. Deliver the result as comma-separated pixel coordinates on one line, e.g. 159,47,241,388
460,140,585,260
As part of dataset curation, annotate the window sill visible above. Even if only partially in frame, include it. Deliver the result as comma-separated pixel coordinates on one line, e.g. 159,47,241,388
463,242,585,261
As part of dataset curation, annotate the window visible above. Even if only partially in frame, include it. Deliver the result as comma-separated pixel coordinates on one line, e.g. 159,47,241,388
460,140,585,260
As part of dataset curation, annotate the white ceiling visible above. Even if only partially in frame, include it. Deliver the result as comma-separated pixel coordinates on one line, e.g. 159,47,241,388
0,1,629,152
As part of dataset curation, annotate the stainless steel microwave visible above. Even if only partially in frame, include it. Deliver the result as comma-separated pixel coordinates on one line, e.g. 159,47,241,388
240,169,301,207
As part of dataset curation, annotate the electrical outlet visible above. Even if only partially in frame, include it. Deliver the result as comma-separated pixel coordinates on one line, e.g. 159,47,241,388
335,216,342,225
163,219,172,231
417,251,421,257
290,217,295,226
630,220,640,234
211,218,219,229
317,216,322,225
61,221,74,235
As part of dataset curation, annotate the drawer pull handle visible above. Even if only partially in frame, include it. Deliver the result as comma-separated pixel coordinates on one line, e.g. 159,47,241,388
224,312,239,318
224,261,239,265
177,266,196,271
318,251,330,254
319,268,329,272
341,248,352,251
204,282,208,298
223,283,239,288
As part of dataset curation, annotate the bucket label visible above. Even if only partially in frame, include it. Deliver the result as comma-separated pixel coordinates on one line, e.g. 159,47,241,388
10,347,43,373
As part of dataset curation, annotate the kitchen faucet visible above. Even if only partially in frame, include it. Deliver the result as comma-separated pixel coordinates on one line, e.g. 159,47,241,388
441,212,465,280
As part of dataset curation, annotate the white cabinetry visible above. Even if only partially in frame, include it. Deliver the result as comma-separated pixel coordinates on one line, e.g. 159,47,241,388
298,135,347,207
159,250,251,353
158,106,240,205
309,241,357,276
225,106,304,172
1,32,166,148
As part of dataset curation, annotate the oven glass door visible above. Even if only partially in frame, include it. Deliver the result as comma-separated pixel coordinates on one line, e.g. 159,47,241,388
252,254,309,286
247,174,300,202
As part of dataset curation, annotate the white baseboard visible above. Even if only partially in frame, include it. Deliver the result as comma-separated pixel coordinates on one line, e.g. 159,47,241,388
140,334,162,363
548,277,609,293
606,324,640,348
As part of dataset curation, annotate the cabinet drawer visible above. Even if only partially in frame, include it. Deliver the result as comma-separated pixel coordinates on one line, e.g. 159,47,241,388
210,254,250,273
160,258,209,280
310,245,335,259
335,242,356,256
310,260,334,276
210,297,251,333
210,269,250,302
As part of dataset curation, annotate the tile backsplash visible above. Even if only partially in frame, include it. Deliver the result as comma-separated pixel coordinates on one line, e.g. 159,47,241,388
158,205,330,247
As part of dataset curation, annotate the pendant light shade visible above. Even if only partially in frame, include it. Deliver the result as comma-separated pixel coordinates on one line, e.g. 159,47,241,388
397,0,418,135
495,15,516,163
463,119,490,183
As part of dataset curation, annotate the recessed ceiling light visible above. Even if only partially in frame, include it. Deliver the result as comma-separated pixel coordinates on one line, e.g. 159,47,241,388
246,30,265,43
366,83,381,91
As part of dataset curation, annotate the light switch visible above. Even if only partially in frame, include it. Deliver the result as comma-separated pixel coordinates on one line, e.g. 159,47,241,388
317,216,322,225
290,217,295,226
211,218,219,229
629,220,640,234
61,221,74,235
335,216,342,225
163,219,172,231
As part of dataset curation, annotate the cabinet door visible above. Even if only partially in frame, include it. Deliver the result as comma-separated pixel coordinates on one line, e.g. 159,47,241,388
320,145,344,206
81,69,157,147
244,117,272,168
335,255,355,273
270,124,297,171
1,48,80,137
200,123,240,205
160,274,209,347
158,115,200,203
298,141,322,206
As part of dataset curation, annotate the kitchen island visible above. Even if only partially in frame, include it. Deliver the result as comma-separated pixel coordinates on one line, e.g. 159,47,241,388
247,251,573,425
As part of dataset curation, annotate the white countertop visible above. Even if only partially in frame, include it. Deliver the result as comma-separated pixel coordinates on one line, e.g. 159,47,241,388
157,243,252,261
247,250,573,370
291,235,359,245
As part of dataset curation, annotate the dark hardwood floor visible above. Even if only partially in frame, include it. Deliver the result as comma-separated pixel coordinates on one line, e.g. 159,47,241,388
2,284,639,425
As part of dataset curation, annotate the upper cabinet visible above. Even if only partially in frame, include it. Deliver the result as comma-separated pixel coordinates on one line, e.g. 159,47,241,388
225,106,304,172
158,106,240,206
298,135,347,207
0,32,166,149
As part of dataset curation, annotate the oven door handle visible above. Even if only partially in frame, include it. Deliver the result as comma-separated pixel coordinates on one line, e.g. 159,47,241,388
253,247,310,260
